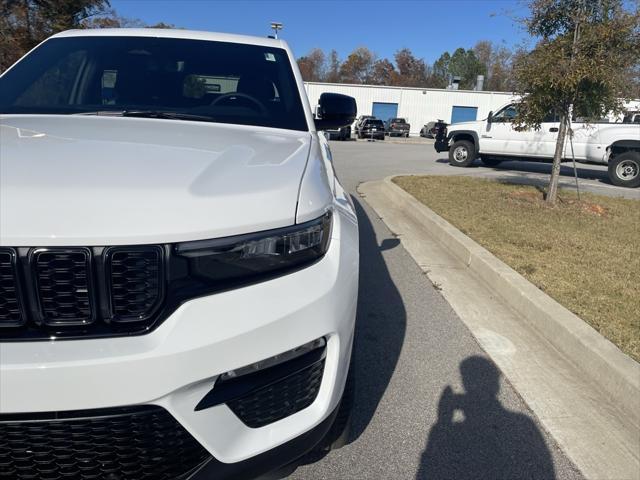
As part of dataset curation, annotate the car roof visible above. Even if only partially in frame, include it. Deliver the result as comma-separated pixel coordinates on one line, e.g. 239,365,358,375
50,28,287,49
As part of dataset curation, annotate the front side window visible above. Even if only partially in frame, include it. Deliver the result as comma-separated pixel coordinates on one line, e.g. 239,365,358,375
0,36,308,131
492,104,518,122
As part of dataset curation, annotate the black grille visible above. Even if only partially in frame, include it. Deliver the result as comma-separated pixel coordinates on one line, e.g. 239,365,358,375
0,246,165,340
0,250,23,326
0,405,209,480
108,247,163,322
33,249,93,325
228,359,325,428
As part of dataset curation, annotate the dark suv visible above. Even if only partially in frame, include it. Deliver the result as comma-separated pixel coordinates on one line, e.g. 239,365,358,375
385,117,410,137
357,119,385,140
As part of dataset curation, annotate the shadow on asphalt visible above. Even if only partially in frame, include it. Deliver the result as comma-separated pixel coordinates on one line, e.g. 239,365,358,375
435,157,611,185
415,356,556,480
349,198,406,441
286,197,407,474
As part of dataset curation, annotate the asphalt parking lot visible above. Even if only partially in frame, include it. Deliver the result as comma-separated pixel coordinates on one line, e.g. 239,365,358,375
286,140,595,479
330,138,640,200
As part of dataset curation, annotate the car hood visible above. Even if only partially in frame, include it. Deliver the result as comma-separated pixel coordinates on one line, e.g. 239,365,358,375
0,115,311,246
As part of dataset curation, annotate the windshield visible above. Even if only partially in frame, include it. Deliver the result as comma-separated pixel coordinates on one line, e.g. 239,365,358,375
0,36,308,131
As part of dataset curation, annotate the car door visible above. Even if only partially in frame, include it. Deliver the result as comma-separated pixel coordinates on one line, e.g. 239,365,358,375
565,119,601,161
480,105,521,155
481,104,558,158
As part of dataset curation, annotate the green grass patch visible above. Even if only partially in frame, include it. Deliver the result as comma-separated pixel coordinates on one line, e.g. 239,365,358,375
393,175,640,362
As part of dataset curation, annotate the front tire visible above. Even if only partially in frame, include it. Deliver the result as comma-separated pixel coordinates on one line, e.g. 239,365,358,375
448,140,476,167
608,152,640,188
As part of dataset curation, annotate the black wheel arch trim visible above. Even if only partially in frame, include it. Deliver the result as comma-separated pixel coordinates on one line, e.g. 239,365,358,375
610,139,640,151
448,130,480,155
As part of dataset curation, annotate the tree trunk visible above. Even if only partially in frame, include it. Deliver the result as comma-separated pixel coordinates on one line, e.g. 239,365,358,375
546,113,568,205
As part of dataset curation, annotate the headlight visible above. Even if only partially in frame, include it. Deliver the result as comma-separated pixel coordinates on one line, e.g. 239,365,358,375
174,211,332,287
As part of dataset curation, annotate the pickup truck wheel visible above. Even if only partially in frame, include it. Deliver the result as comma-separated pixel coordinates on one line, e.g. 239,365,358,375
480,157,502,167
449,140,476,167
608,152,640,188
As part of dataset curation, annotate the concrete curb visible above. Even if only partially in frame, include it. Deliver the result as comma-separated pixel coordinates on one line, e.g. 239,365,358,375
363,176,640,425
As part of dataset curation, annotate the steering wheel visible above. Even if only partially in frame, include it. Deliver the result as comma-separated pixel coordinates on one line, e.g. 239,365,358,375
210,92,268,115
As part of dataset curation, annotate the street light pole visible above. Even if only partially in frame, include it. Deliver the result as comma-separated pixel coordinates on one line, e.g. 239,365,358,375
270,22,283,39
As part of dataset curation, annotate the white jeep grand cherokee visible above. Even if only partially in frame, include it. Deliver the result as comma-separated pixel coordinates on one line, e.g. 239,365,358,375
0,29,358,479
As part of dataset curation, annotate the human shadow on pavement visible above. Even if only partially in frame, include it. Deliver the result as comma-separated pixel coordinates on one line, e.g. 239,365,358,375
416,356,556,480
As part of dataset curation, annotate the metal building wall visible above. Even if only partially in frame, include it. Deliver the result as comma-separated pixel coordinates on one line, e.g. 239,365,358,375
304,82,515,135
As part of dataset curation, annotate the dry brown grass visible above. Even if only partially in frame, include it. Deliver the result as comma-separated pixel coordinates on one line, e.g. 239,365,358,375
393,175,640,362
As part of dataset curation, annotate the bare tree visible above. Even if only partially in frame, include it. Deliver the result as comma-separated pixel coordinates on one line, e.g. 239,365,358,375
325,49,341,83
297,48,326,82
339,47,376,84
369,58,397,85
394,48,429,87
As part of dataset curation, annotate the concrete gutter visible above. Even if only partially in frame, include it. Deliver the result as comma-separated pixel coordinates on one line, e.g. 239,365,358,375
359,176,640,479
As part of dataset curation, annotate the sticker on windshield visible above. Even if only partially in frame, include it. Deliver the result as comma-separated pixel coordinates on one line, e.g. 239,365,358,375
264,52,276,62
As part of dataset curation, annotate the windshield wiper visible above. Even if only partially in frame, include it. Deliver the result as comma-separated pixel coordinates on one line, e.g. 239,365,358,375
122,110,217,122
73,110,217,122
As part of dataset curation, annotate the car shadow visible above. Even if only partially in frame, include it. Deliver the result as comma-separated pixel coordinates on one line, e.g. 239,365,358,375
415,356,556,480
288,197,407,472
349,198,406,441
435,157,611,185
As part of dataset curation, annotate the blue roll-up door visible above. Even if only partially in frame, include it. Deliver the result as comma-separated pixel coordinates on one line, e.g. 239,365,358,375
372,102,398,123
451,106,478,124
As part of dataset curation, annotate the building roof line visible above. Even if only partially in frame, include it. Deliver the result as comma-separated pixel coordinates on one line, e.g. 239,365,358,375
303,81,515,95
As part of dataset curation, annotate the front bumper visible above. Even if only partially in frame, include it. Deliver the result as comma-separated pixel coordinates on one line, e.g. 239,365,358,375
0,208,358,472
434,138,450,152
189,403,339,479
361,131,384,139
387,129,409,136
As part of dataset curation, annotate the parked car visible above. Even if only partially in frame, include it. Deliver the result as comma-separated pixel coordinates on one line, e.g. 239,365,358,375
622,111,640,123
354,114,375,136
326,125,351,140
434,103,640,187
358,119,386,140
385,117,410,137
0,28,359,480
420,121,438,138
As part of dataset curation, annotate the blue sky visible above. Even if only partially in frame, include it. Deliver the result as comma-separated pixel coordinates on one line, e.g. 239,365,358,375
110,0,530,63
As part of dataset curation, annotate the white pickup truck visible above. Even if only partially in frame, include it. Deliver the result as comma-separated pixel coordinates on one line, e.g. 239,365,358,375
434,103,640,188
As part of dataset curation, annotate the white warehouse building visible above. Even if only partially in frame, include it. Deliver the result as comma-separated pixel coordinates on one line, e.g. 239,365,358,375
304,81,515,135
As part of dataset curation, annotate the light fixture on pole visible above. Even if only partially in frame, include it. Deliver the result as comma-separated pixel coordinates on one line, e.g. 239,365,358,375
270,22,283,39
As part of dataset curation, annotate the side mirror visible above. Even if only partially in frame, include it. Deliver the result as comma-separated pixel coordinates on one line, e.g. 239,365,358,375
314,93,357,131
487,111,493,124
